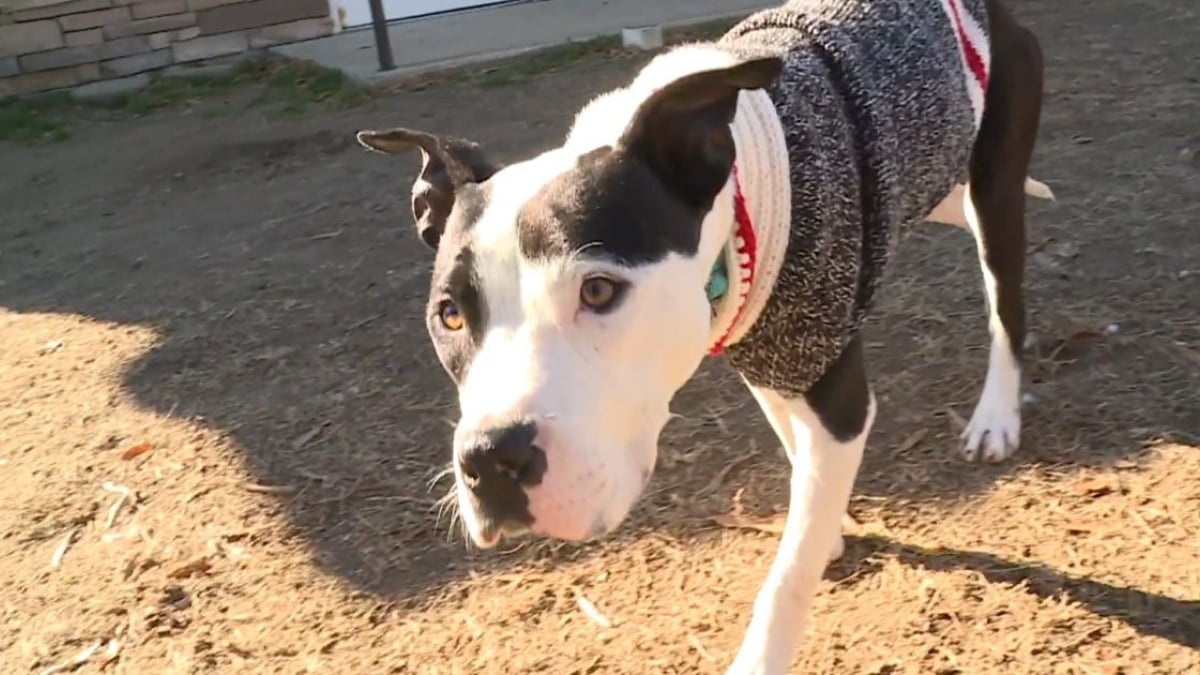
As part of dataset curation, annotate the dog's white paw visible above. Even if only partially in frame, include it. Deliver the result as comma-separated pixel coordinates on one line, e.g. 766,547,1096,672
962,332,1023,463
724,662,765,675
725,663,771,675
961,397,1021,463
725,650,779,675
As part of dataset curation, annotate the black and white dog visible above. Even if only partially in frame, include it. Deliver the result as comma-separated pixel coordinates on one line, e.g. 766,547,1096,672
358,0,1052,671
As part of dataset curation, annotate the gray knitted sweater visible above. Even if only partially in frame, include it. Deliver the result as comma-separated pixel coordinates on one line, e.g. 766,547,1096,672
717,0,990,396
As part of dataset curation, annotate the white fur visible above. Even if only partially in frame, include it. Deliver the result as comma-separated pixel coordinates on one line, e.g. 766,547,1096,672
926,183,971,228
1024,176,1055,201
729,387,876,675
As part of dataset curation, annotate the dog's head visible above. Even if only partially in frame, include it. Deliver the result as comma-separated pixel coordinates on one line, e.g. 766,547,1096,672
358,57,781,548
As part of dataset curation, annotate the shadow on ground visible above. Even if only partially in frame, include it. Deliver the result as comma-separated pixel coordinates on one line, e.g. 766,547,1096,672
839,535,1200,649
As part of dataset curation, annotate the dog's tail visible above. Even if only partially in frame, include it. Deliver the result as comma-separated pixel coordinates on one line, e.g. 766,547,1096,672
925,177,1056,228
1025,176,1056,201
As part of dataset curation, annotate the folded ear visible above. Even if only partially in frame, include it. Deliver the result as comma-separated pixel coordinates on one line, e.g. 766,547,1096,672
356,128,501,249
617,57,783,211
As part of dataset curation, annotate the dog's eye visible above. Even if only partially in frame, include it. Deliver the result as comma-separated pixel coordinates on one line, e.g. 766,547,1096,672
579,277,624,313
438,301,465,331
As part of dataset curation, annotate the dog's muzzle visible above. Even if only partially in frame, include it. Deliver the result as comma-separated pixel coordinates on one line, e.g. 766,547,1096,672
456,419,546,537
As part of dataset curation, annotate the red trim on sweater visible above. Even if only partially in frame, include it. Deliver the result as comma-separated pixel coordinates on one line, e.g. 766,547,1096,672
946,0,989,90
709,163,757,355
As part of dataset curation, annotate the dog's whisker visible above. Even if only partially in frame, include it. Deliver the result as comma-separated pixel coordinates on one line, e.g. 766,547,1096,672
567,240,603,263
426,464,455,491
459,519,471,549
428,476,464,545
434,485,457,525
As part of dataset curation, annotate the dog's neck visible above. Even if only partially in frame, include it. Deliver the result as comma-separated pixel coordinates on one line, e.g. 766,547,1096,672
564,45,792,353
706,86,792,353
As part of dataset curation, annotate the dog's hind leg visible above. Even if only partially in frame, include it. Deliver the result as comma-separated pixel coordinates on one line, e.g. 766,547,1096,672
728,337,873,674
960,0,1046,463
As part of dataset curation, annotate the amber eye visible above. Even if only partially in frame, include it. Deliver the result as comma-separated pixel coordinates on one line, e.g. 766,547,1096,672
580,276,622,312
439,301,465,331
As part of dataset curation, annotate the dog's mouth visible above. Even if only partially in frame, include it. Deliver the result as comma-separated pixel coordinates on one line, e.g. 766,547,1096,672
475,517,613,547
473,520,530,549
474,527,502,549
463,459,656,548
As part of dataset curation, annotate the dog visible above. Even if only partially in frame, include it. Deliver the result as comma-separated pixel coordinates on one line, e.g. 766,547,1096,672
357,0,1052,671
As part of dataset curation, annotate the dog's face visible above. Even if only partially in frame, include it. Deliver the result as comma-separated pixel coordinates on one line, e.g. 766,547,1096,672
359,58,782,548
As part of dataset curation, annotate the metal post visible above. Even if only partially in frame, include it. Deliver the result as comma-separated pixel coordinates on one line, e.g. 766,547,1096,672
368,0,396,71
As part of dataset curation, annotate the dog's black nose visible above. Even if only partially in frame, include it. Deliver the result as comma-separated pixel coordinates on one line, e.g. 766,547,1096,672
458,420,547,489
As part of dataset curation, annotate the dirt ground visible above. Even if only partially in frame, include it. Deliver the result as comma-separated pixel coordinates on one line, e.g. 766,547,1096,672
2,0,1198,673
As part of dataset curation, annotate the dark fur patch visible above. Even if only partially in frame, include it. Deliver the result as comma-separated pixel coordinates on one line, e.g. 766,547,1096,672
516,147,704,265
426,184,493,383
803,334,870,442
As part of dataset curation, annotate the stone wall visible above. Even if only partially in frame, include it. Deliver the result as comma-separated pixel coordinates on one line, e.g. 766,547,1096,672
0,0,335,97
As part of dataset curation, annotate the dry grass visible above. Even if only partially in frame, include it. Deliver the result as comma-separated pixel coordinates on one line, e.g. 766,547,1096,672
1,0,1198,672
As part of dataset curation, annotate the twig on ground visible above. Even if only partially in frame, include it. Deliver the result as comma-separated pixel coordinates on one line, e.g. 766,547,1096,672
292,421,330,451
260,202,329,228
687,634,716,662
99,638,121,670
242,483,297,495
713,512,786,535
574,590,612,628
101,482,135,529
120,442,152,461
893,428,928,456
1128,507,1161,543
944,407,968,433
167,557,213,580
1170,341,1200,370
41,640,102,674
349,314,384,330
50,528,79,568
701,442,757,495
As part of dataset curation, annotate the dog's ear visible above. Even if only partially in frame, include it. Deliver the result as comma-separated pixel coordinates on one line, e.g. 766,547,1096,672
356,128,501,249
617,57,783,211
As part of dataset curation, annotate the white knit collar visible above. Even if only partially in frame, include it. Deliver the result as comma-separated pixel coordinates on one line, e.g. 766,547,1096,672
707,88,792,355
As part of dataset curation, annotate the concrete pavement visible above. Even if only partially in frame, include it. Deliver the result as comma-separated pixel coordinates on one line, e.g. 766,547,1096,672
272,0,776,84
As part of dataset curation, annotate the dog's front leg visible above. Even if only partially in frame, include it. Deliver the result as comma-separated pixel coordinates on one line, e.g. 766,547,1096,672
728,339,875,675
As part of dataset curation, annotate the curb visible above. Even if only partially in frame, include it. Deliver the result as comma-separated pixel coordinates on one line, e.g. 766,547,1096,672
272,9,755,88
